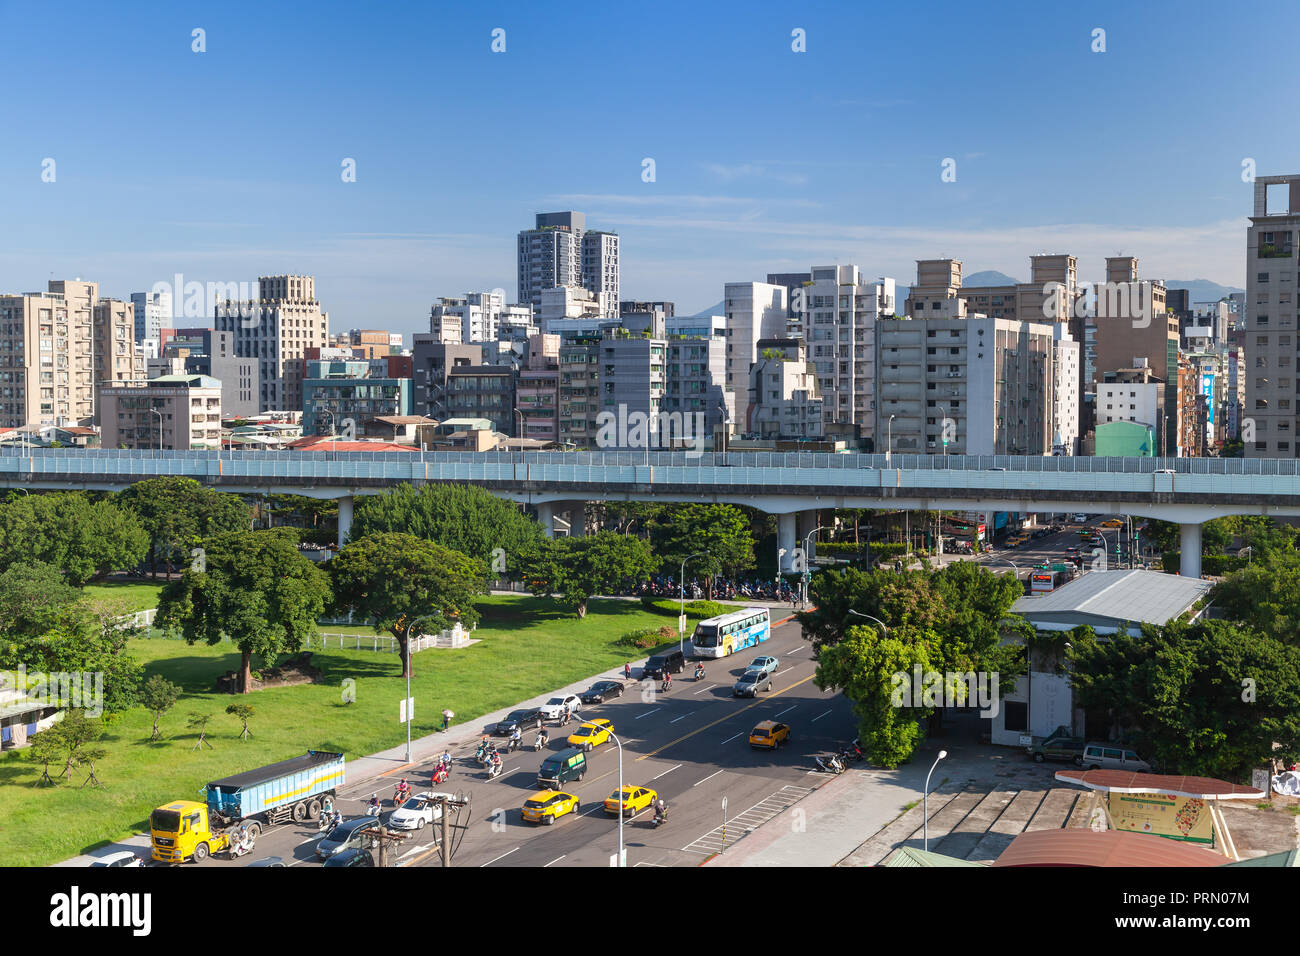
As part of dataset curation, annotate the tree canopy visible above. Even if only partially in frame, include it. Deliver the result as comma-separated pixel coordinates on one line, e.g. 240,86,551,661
115,477,252,577
0,492,148,585
519,531,659,617
350,483,542,565
157,529,330,693
328,531,488,676
651,503,755,595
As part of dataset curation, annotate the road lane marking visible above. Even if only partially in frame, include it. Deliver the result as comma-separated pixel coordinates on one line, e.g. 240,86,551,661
692,684,714,695
635,709,662,720
544,855,566,867
669,711,696,724
811,710,831,722
721,732,743,745
774,705,797,717
651,764,681,781
636,673,817,761
480,846,520,867
694,770,724,787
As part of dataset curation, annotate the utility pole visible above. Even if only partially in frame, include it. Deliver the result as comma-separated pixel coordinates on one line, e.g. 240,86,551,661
440,796,452,867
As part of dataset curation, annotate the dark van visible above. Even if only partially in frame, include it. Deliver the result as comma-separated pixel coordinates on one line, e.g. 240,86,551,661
642,650,685,679
537,747,587,789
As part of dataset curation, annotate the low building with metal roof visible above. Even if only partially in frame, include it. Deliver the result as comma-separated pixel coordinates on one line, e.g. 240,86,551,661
1011,569,1213,636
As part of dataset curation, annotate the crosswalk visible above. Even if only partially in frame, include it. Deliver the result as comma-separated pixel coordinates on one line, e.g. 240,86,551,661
682,784,815,855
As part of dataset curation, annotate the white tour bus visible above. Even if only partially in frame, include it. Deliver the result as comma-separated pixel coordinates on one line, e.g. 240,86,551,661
689,607,771,659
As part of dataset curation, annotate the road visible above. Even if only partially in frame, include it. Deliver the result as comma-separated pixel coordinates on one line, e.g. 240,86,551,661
212,614,857,868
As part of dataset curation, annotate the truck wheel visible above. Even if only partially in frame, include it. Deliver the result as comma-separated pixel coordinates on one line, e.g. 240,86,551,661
192,842,209,863
245,822,262,841
292,801,309,822
308,798,322,818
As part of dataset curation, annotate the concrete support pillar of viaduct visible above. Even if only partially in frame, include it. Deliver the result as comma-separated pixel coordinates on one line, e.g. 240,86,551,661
566,502,586,538
535,501,555,539
797,509,819,563
337,495,354,549
1180,522,1202,578
778,512,798,574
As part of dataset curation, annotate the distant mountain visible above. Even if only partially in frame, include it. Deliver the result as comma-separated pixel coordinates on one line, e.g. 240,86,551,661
1162,279,1243,303
962,270,1022,287
690,300,725,317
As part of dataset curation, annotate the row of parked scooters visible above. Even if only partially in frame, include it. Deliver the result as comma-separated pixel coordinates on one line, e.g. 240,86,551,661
814,739,864,774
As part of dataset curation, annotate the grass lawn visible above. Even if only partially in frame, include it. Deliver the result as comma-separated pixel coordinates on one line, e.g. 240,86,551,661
82,581,166,613
0,594,701,867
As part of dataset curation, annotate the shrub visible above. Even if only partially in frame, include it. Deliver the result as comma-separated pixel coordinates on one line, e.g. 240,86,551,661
639,597,736,619
616,625,677,649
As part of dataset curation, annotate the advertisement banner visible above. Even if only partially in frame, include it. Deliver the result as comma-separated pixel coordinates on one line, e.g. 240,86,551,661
1107,791,1215,845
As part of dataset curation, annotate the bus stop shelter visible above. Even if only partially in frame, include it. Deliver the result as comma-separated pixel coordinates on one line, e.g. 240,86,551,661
1054,769,1266,861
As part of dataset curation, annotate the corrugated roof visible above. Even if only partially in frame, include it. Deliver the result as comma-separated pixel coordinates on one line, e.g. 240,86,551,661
882,847,987,867
1055,769,1265,800
1012,569,1211,626
1226,849,1300,867
993,829,1228,867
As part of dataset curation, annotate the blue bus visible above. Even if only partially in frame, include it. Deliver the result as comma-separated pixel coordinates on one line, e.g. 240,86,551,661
689,607,771,659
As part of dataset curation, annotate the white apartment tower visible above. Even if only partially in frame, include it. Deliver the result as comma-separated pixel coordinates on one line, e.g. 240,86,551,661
722,281,789,431
518,212,620,319
214,274,330,413
131,289,173,344
1244,175,1300,457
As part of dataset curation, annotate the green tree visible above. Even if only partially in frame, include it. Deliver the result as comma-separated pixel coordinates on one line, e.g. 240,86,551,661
350,483,542,562
157,529,330,693
226,703,255,741
140,675,180,741
1212,551,1300,645
520,531,659,618
0,493,148,585
28,728,61,785
45,710,105,781
0,606,144,713
0,561,80,636
1068,620,1300,778
187,712,214,750
115,477,252,578
651,504,754,598
328,532,488,677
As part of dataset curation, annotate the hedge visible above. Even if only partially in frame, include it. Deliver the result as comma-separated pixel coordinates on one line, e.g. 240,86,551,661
616,625,678,649
1160,552,1247,575
639,597,737,620
814,541,909,560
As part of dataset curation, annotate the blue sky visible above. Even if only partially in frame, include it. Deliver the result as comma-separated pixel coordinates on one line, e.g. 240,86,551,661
0,0,1292,336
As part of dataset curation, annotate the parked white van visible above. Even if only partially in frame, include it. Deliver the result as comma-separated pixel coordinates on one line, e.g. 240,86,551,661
1080,743,1151,772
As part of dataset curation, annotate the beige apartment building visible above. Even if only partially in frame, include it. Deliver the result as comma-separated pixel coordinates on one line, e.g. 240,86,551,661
214,275,329,413
99,374,223,449
1244,174,1300,457
0,279,144,430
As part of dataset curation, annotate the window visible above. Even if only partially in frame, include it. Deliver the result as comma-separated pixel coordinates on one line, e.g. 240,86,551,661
1003,700,1027,732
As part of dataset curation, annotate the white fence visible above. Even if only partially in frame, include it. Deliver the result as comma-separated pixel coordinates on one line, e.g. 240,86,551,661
134,607,474,651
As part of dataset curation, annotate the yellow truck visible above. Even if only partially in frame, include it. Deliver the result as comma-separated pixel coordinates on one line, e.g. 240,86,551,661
151,750,345,863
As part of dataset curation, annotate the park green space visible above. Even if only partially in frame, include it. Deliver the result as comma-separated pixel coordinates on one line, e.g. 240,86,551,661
0,594,728,867
82,581,166,613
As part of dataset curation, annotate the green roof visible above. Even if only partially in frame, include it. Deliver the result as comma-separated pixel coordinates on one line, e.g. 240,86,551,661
881,847,987,867
1225,849,1299,867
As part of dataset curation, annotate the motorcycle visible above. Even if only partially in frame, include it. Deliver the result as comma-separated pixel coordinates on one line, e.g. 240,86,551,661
652,805,668,827
839,741,865,763
815,754,846,775
694,666,706,682
660,679,671,694
534,732,549,751
227,827,255,859
365,803,381,818
475,745,491,766
393,785,411,805
507,735,522,753
431,763,451,786
487,756,503,779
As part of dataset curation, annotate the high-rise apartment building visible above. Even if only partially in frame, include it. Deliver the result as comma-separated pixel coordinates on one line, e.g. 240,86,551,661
518,334,560,443
0,279,147,429
798,265,895,440
131,289,173,344
430,291,536,345
875,314,1057,456
214,275,330,413
747,338,825,439
722,281,788,431
1244,174,1300,457
411,337,481,421
517,212,619,319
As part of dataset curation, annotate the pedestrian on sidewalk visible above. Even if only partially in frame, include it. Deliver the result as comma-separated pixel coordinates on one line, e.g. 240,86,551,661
624,662,632,682
441,708,453,733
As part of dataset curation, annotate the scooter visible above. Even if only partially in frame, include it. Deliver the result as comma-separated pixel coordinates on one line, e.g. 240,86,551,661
660,679,672,694
534,732,549,751
227,828,255,859
815,754,846,775
652,806,668,828
487,757,503,779
431,763,451,786
694,667,706,682
364,803,381,818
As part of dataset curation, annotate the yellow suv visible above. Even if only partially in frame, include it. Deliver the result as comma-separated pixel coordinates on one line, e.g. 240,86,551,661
567,718,614,752
521,790,580,825
603,785,658,816
749,720,791,749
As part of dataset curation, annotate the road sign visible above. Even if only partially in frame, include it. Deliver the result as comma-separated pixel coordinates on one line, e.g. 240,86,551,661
678,614,687,633
399,697,414,723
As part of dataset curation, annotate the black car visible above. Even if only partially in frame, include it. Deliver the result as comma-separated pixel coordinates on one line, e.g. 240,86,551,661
495,708,544,736
579,681,625,704
322,848,375,868
642,650,685,680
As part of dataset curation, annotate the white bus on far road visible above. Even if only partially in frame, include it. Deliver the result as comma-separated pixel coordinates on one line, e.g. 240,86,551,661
689,607,771,659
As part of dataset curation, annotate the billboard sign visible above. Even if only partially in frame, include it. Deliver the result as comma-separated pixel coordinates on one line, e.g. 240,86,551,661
1107,791,1215,845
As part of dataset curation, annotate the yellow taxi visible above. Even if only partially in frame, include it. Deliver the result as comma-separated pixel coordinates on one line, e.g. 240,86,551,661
1100,519,1124,529
749,720,791,750
567,718,614,752
521,790,580,826
603,785,658,816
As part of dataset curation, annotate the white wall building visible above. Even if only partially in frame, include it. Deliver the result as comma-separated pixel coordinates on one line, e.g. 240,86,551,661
131,289,173,344
1052,325,1080,455
722,281,788,431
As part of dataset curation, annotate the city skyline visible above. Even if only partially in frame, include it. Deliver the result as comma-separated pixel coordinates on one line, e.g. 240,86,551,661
1,0,1291,332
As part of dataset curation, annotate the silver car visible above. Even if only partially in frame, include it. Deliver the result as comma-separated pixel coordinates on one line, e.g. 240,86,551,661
732,670,773,698
748,656,779,677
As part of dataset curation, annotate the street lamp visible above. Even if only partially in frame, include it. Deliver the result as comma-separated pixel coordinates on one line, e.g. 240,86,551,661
887,414,896,462
320,408,336,437
603,728,628,867
937,405,947,458
801,525,829,606
847,609,888,636
150,408,163,451
679,551,708,654
402,614,439,763
923,750,948,851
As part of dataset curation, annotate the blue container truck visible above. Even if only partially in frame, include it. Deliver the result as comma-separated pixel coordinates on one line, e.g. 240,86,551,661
150,750,345,863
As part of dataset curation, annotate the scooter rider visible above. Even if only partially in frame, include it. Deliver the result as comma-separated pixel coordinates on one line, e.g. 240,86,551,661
366,797,380,817
509,725,523,752
694,662,705,680
535,726,549,750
